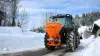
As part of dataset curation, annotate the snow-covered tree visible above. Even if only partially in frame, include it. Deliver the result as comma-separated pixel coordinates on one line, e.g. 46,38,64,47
18,9,28,31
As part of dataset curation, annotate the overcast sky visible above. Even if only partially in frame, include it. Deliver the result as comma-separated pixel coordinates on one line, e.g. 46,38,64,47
19,0,100,29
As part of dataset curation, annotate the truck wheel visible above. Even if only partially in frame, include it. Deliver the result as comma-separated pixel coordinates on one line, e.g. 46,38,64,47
70,35,75,51
71,32,76,52
66,32,75,52
44,33,55,50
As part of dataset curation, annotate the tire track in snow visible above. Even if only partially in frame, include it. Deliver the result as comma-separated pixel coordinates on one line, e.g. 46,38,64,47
0,48,52,56
43,48,74,56
0,40,92,56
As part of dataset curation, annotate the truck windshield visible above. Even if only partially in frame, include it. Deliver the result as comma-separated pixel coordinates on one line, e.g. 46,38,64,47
49,16,74,28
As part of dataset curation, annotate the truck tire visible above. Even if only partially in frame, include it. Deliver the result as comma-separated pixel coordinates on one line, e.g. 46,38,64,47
44,33,55,50
66,32,76,52
70,33,76,52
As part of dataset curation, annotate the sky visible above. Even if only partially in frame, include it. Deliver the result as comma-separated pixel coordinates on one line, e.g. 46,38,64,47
18,0,100,29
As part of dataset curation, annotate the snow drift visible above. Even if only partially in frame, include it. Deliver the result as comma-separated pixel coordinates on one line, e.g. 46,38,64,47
81,36,100,56
0,27,22,34
77,19,100,56
82,19,100,56
0,27,45,52
78,26,91,39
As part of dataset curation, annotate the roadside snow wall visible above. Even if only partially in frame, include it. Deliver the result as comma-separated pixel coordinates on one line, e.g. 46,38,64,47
80,19,100,56
82,36,100,56
78,26,91,39
0,27,45,52
0,27,22,34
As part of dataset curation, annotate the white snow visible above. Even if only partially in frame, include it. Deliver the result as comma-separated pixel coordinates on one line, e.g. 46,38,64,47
78,26,91,39
0,27,22,34
80,36,100,56
78,26,87,34
74,25,100,56
1,25,100,56
0,27,45,53
94,19,100,27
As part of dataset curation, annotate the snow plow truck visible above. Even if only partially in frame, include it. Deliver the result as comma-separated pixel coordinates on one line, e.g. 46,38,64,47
44,14,80,51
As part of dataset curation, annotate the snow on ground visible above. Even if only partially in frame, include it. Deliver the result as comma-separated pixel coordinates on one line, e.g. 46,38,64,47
1,25,100,56
80,19,100,56
77,35,100,56
74,25,100,56
0,27,22,34
72,35,95,56
0,27,45,53
78,26,91,39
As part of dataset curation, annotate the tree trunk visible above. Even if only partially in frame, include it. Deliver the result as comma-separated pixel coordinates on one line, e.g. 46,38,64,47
12,17,16,26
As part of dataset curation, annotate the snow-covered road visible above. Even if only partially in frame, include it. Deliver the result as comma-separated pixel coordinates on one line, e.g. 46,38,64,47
0,36,99,56
0,48,76,56
0,36,95,56
43,35,95,56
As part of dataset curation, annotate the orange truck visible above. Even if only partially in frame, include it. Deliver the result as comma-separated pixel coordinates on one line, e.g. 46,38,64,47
44,14,80,51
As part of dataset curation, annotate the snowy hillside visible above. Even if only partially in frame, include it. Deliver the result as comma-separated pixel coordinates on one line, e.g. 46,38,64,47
0,27,45,52
81,19,100,56
77,25,100,56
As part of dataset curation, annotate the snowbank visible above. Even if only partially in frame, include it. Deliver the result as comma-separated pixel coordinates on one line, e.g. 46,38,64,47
81,36,100,56
78,26,87,35
75,23,100,56
0,27,22,34
78,26,91,39
0,27,45,53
